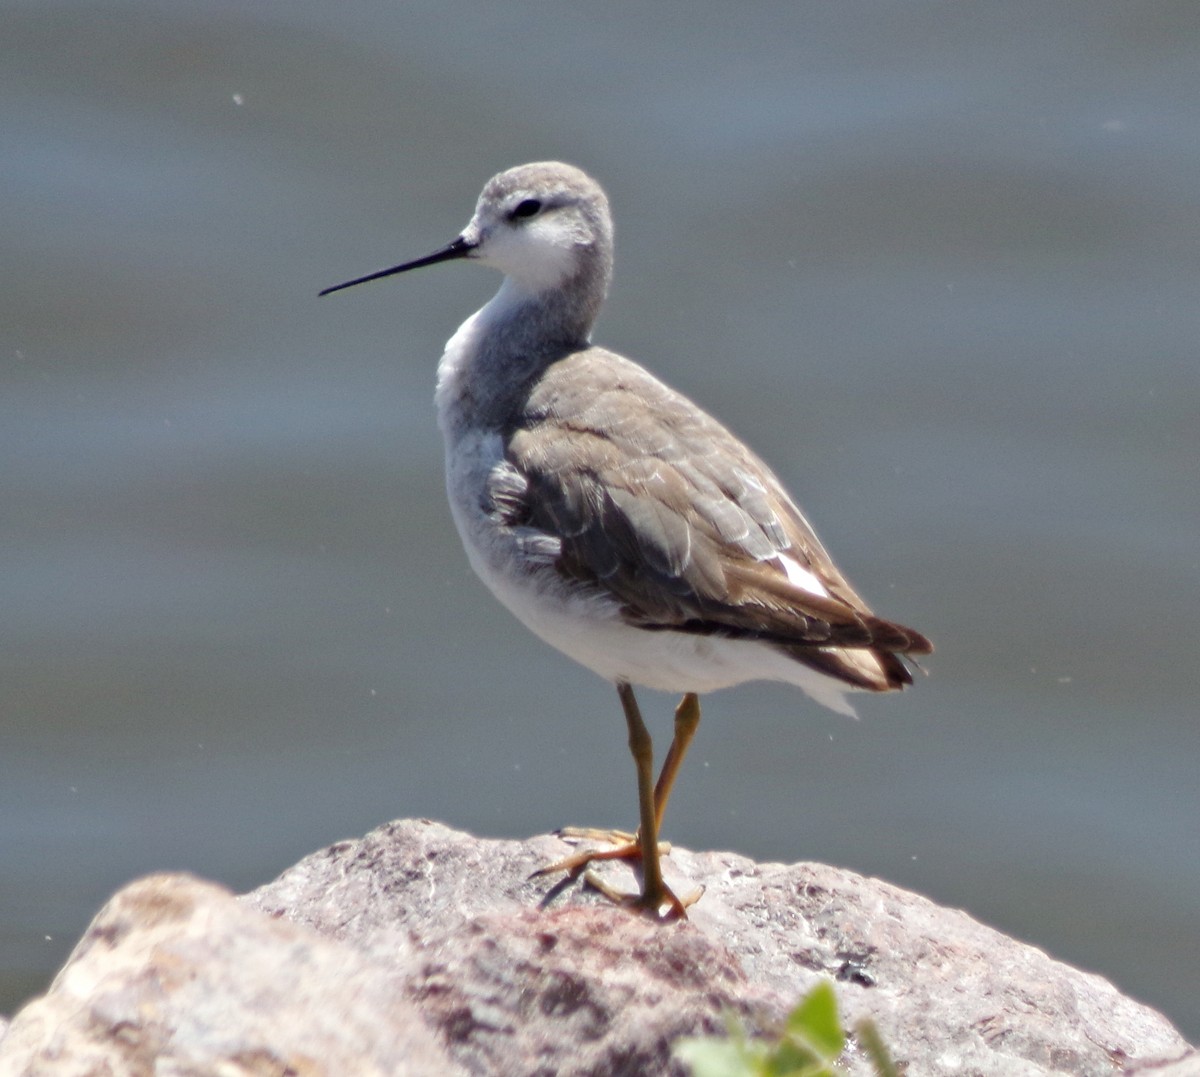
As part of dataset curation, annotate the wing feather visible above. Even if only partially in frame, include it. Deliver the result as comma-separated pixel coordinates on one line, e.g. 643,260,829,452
500,348,931,690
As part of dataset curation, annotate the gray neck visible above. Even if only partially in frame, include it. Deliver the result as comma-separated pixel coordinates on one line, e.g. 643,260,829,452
438,252,611,436
494,244,610,354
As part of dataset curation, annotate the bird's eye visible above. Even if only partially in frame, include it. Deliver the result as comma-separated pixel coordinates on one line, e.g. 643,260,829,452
509,198,542,220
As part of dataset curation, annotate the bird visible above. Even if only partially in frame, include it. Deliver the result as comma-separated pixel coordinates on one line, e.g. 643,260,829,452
320,161,932,918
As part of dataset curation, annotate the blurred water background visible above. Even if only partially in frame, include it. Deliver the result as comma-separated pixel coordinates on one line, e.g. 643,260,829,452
2,0,1197,1040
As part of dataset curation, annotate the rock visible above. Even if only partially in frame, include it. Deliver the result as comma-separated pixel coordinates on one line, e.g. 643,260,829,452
1127,1050,1200,1077
246,820,1190,1075
0,872,459,1076
0,819,1191,1076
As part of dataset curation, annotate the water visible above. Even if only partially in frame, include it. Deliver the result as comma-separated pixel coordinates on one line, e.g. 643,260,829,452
2,0,1197,1041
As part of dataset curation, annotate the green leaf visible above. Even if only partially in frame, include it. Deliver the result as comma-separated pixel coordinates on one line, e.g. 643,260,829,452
785,981,845,1060
674,1035,767,1077
763,1039,833,1077
675,983,876,1077
853,1018,900,1077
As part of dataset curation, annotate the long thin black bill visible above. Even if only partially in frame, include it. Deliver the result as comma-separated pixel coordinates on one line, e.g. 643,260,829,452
319,235,475,297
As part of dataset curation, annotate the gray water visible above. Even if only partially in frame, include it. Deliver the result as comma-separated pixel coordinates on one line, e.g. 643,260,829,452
3,0,1198,1041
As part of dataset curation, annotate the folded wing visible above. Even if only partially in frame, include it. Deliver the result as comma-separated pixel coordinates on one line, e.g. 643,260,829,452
501,348,932,692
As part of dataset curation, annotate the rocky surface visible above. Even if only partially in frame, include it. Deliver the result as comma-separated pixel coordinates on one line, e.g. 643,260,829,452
0,872,456,1076
0,818,1191,1076
1131,1052,1200,1077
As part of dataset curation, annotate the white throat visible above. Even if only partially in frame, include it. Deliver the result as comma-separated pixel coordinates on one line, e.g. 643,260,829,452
474,225,581,294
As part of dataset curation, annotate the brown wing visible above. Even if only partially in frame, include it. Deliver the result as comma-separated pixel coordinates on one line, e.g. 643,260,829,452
501,347,931,690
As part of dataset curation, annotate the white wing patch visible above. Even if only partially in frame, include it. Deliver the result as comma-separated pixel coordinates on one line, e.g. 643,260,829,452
777,555,830,598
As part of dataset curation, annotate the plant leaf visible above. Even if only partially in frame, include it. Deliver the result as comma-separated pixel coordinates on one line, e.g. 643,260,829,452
785,980,845,1060
854,1018,900,1077
675,1035,767,1077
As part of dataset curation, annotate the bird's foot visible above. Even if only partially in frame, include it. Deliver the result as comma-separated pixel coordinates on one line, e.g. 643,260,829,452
581,869,703,920
550,826,671,857
534,827,700,920
535,827,669,876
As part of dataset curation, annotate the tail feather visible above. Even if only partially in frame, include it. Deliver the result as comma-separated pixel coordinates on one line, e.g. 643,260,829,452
782,637,924,693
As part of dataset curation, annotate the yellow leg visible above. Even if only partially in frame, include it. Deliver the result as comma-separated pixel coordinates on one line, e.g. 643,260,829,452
652,692,701,830
535,687,703,919
618,681,668,912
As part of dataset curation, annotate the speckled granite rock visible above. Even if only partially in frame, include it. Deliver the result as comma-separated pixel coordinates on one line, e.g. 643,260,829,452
0,872,458,1076
0,819,1190,1076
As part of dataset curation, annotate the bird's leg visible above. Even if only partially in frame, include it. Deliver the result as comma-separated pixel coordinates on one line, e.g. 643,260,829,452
619,681,669,912
653,691,701,830
555,691,701,846
535,687,703,918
